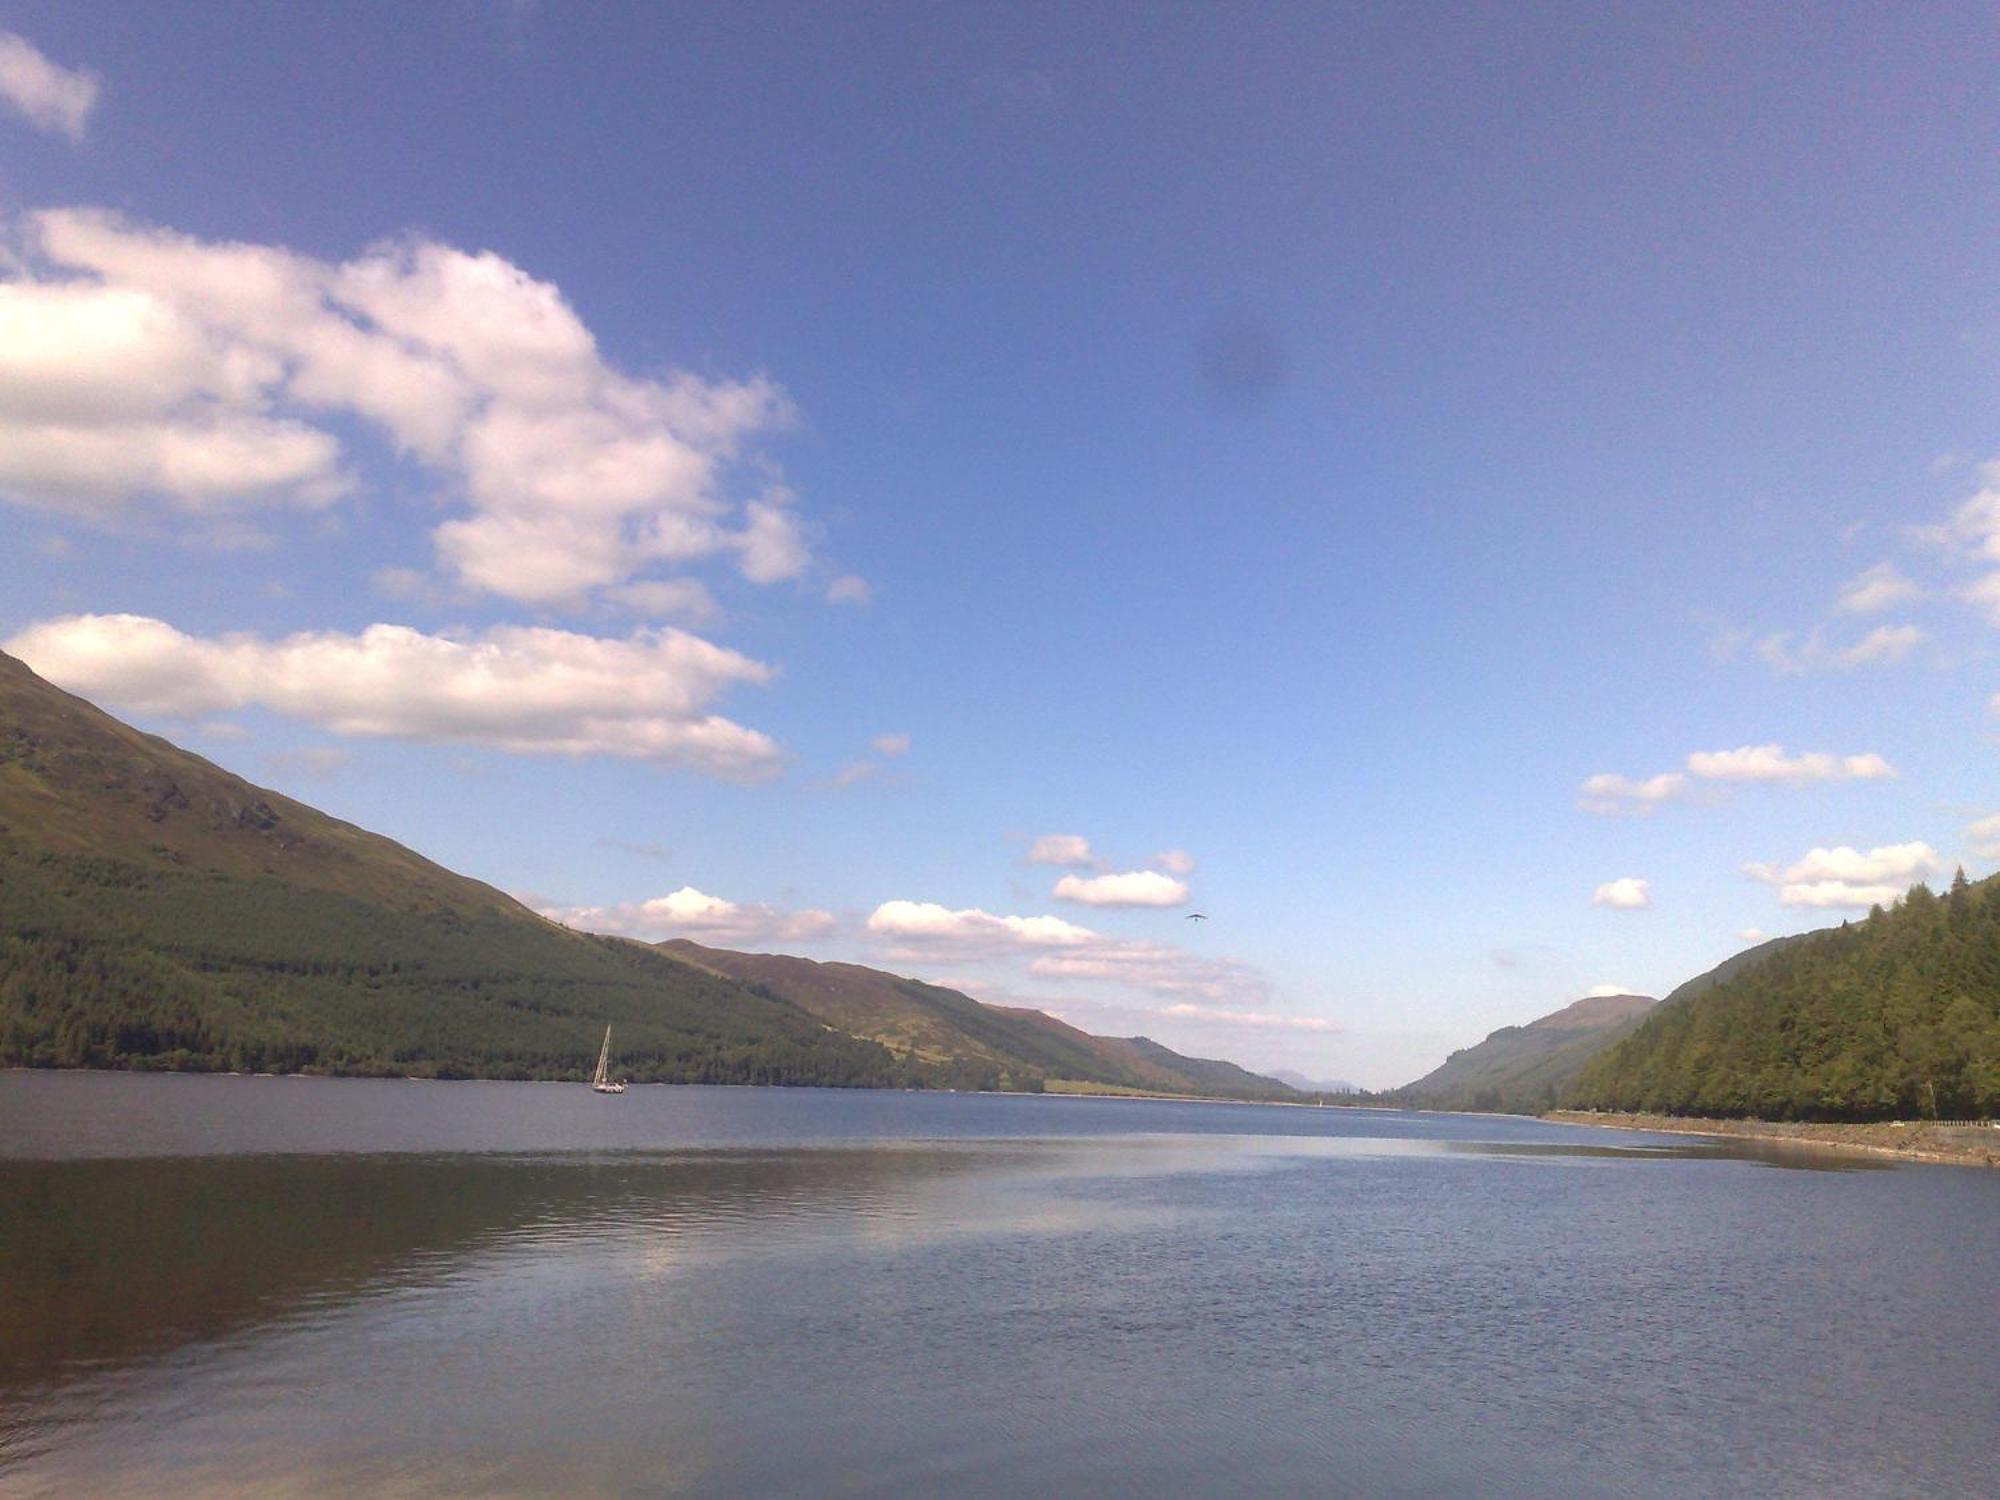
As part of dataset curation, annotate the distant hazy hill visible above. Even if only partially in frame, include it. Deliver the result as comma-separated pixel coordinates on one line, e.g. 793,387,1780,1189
1269,1069,1363,1094
0,650,908,1084
1573,877,2000,1121
663,939,1297,1099
1395,992,1657,1114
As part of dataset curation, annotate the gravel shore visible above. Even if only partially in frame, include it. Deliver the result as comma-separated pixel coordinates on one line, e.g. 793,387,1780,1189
1545,1110,2000,1169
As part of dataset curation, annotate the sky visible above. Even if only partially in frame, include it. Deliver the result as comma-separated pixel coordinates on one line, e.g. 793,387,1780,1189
3,2,1999,1087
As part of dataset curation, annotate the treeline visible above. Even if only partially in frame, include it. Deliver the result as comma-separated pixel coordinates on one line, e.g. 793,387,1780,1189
0,846,1035,1090
1572,871,2000,1121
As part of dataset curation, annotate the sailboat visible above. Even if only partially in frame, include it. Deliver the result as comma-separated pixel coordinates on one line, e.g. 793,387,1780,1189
591,1025,626,1094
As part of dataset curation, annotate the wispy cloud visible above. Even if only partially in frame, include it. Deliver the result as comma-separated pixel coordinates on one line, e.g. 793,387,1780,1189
543,886,835,946
0,33,98,142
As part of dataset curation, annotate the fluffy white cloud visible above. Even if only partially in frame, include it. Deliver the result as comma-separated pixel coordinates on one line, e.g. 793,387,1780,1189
1592,877,1651,911
1754,624,1924,673
867,900,1095,952
2,208,815,606
1743,841,1938,909
1025,834,1095,868
1585,984,1634,998
1152,848,1196,876
6,612,781,778
866,900,1262,1004
1835,563,1922,615
0,32,97,142
1576,771,1688,815
1051,870,1190,908
542,886,835,945
1684,745,1896,785
1580,745,1895,815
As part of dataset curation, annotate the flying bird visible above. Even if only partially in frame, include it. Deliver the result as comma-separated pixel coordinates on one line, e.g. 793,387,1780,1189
1186,912,1208,922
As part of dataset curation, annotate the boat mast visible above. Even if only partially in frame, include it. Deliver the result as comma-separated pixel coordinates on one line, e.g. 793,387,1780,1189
594,1025,611,1087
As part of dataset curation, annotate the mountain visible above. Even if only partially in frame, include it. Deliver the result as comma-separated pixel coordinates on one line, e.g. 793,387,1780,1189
0,650,911,1084
0,650,1298,1099
661,939,1298,1099
1572,876,2000,1121
1394,992,1658,1114
1269,1069,1363,1094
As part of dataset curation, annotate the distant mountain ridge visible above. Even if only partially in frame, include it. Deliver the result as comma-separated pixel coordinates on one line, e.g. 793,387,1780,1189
1394,992,1658,1114
662,939,1296,1099
0,649,1296,1099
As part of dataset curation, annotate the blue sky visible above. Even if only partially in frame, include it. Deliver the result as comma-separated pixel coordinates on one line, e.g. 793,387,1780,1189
3,3,1998,1085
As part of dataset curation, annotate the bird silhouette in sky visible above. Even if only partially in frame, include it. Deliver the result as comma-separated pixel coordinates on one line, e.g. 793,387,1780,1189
1186,913,1208,922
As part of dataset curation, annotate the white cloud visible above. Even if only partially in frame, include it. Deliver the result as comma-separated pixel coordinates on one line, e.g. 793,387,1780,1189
1738,928,1768,945
1743,841,1938,909
1836,563,1922,615
1025,833,1095,868
1585,984,1634,998
6,612,782,779
1754,624,1924,673
0,32,97,142
870,732,910,758
544,885,835,946
826,574,871,606
1592,877,1651,911
1052,869,1190,908
1581,745,1895,815
866,899,1263,1004
2,208,815,606
1963,813,2000,861
868,900,1095,953
1684,745,1896,785
1152,848,1196,876
1576,771,1688,815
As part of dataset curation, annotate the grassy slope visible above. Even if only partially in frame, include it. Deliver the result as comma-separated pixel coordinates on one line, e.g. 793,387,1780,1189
0,651,903,1084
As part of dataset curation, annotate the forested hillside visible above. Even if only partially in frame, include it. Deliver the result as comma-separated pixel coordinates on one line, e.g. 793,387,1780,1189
1572,874,2000,1120
0,652,1297,1098
0,651,913,1084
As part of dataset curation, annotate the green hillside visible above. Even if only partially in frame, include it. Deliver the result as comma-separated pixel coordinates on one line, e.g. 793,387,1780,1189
0,651,909,1084
1572,875,2000,1121
662,940,1298,1098
0,651,1299,1099
1394,993,1658,1114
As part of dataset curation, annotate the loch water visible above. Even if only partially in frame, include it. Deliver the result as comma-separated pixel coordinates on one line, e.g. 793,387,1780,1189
0,1072,1995,1498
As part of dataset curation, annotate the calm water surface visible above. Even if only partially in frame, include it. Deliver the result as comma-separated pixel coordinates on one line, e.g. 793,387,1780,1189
0,1073,1994,1498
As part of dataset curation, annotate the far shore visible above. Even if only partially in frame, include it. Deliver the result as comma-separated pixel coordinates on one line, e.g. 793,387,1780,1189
1546,1109,2000,1170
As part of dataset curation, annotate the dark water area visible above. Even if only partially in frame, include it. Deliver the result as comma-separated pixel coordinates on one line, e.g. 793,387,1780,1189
0,1074,1994,1497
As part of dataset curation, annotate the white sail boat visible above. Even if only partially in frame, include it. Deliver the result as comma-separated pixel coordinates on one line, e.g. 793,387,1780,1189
591,1025,626,1094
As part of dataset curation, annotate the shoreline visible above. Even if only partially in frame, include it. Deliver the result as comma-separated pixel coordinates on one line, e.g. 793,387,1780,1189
1545,1109,2000,1170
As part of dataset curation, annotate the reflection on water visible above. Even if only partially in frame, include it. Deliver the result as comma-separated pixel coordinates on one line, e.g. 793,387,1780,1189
0,1076,1994,1499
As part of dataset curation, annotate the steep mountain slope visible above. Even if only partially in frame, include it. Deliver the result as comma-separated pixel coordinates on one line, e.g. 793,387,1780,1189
662,940,1299,1098
0,650,905,1083
1396,992,1658,1113
1573,876,2000,1120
